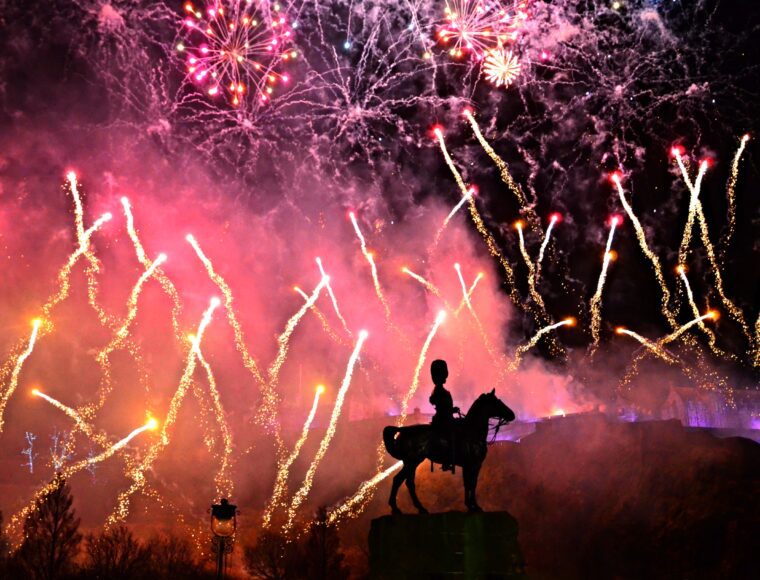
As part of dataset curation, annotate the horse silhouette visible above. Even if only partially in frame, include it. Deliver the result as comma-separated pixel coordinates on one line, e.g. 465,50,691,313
383,389,515,514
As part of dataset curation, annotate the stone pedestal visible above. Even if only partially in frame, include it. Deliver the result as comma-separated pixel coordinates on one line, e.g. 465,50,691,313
369,511,525,579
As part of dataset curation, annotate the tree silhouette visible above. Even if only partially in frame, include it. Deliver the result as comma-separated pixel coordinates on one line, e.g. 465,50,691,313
83,525,148,579
15,474,82,580
303,507,348,580
243,530,297,580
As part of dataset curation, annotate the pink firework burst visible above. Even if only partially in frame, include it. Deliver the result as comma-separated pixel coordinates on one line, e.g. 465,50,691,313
437,0,529,60
178,0,296,107
483,47,521,87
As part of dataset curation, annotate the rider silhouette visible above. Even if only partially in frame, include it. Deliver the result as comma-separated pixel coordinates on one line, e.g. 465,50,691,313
429,359,459,472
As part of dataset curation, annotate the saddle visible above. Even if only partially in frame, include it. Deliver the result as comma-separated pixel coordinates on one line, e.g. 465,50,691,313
430,418,463,473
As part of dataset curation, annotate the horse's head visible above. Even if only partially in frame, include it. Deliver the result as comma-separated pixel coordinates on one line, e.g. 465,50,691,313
470,389,516,424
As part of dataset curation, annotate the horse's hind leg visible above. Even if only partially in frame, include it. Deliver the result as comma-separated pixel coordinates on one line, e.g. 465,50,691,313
463,463,483,512
389,464,407,514
404,460,428,515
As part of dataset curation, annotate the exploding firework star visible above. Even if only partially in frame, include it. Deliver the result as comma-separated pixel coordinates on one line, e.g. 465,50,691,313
349,213,391,319
398,311,446,425
263,384,324,528
672,150,750,341
510,318,575,370
179,0,296,106
589,215,621,354
438,0,529,59
285,331,368,532
483,47,521,87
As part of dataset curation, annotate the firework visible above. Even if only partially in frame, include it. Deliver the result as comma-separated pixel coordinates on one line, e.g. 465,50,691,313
721,134,750,261
327,460,403,525
108,298,220,526
462,110,535,222
0,320,41,433
316,257,351,335
438,0,528,59
454,272,484,316
186,234,266,385
536,213,560,272
455,264,501,366
179,0,295,106
511,318,575,370
84,253,167,417
611,173,677,330
589,216,620,353
122,197,183,339
434,186,476,246
515,220,546,311
32,388,100,444
614,328,678,365
263,384,324,528
295,286,345,345
285,331,368,532
483,47,521,87
673,152,751,340
349,213,391,319
402,267,452,311
398,311,446,425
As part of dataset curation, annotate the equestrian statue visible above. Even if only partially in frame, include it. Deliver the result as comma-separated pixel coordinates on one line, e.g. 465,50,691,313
383,359,516,514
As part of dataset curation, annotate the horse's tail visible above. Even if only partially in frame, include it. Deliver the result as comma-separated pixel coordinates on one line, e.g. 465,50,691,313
383,426,403,459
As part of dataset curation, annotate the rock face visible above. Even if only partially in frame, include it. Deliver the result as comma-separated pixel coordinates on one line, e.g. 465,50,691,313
369,511,525,579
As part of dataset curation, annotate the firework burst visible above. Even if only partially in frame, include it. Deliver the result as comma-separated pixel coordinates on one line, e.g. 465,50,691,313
178,0,295,106
482,46,521,87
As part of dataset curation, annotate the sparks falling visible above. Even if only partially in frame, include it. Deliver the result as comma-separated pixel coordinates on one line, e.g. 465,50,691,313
327,460,403,525
515,220,546,311
0,320,41,432
316,257,351,335
511,318,575,370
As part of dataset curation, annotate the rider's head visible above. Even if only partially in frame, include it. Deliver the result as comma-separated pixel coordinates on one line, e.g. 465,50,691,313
431,359,448,386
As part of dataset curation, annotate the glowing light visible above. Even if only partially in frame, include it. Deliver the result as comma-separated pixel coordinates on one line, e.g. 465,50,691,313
483,47,521,87
398,311,446,425
179,0,294,107
589,216,620,353
285,331,368,532
263,384,324,528
349,213,391,319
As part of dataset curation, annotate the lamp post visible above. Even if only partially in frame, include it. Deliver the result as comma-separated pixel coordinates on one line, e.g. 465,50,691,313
210,498,238,580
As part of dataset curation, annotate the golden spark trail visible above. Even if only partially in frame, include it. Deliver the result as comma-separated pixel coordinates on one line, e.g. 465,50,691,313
662,311,718,346
454,273,484,316
462,110,537,226
511,318,575,370
455,265,502,367
614,328,678,364
536,213,559,278
515,220,546,311
285,332,368,532
122,197,183,339
349,213,391,319
263,385,324,528
0,320,41,432
327,461,403,525
194,341,233,498
9,417,158,539
108,298,220,526
721,135,750,260
32,388,101,443
296,287,345,345
83,253,167,417
67,173,115,329
676,266,731,360
316,257,351,335
589,217,619,353
673,156,750,339
398,311,446,426
433,186,476,246
401,267,448,305
186,234,266,386
612,174,677,330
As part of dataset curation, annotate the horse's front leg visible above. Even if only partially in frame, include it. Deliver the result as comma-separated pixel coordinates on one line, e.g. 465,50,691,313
389,464,407,514
463,463,483,512
404,460,428,514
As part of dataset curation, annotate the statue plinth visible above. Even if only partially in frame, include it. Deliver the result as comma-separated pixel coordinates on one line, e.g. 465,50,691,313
369,511,525,579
